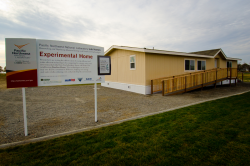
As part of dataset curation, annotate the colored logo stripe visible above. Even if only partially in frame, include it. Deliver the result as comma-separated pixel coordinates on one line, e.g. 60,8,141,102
6,69,37,77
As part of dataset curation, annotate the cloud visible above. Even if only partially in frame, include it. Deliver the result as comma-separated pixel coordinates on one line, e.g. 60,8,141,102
1,0,250,65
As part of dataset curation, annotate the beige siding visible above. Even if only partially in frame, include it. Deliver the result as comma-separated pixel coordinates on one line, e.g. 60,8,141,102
105,49,146,85
214,52,227,68
205,58,215,69
145,53,217,86
232,60,237,68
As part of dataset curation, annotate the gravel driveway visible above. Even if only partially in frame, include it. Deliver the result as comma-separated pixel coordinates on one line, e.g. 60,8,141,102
0,83,250,145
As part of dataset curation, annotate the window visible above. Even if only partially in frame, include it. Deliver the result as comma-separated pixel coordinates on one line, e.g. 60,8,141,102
130,55,136,70
185,59,195,71
227,61,232,68
197,60,206,70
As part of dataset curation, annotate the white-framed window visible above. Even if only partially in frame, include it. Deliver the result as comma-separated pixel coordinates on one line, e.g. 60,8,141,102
197,60,206,70
227,61,232,68
130,55,136,70
185,59,195,71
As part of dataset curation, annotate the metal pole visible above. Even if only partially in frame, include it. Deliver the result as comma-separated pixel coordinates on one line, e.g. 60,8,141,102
94,83,97,122
22,87,28,136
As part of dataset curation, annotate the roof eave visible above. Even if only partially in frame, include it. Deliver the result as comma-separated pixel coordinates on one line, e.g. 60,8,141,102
226,57,242,61
144,49,213,58
105,46,213,58
213,49,228,59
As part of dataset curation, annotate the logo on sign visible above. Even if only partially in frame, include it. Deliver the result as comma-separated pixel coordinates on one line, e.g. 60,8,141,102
65,79,75,82
78,78,83,82
12,43,31,56
96,77,102,81
85,78,92,81
14,43,29,49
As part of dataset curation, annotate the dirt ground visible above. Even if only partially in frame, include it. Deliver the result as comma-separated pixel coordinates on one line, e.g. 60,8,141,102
0,81,250,145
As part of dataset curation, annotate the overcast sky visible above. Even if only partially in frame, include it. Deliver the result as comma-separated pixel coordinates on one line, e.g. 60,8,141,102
1,0,250,67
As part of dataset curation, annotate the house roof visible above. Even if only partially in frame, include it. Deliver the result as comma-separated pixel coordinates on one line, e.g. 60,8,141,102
190,49,242,61
105,45,241,61
189,49,221,56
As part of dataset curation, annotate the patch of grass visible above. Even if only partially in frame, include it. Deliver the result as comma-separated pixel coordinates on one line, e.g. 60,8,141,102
0,74,6,89
0,92,250,165
243,72,250,82
238,72,250,82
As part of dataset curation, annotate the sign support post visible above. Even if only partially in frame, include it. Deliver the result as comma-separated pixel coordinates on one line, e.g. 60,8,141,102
22,87,28,136
95,83,97,122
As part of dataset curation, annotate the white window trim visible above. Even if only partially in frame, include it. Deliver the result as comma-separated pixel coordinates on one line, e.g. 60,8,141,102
197,60,206,71
184,59,196,72
130,55,136,70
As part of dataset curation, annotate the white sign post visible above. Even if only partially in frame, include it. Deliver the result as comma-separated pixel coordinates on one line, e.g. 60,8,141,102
22,87,28,136
95,83,98,122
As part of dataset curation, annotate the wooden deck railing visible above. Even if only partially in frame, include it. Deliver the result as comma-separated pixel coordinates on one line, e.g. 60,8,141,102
151,68,238,95
151,69,215,94
237,71,250,82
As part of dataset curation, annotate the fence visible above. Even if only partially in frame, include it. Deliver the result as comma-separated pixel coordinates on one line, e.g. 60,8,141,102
237,72,250,82
151,68,238,96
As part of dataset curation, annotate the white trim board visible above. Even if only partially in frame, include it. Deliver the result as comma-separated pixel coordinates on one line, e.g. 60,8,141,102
101,81,151,95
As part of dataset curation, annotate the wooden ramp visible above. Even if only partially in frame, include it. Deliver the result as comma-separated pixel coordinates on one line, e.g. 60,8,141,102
151,68,238,96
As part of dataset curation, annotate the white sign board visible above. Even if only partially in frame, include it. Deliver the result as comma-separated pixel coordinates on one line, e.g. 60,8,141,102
6,38,105,88
37,39,105,86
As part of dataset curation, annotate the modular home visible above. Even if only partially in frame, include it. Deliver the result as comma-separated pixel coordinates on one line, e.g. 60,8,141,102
101,46,241,95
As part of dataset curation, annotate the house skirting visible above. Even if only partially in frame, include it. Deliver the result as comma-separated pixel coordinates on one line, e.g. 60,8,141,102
101,79,236,95
101,82,151,95
221,79,236,84
209,79,236,86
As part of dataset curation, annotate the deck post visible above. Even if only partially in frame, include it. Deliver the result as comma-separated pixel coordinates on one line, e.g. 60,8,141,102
235,78,237,86
242,72,244,82
151,80,153,94
230,68,232,87
185,76,187,92
202,73,203,90
215,69,217,88
173,78,175,92
227,68,228,78
162,80,164,96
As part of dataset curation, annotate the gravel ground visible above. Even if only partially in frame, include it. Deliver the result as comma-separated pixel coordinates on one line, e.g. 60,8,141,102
0,82,250,145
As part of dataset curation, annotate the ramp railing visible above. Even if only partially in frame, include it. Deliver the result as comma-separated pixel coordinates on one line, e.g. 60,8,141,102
151,68,237,96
